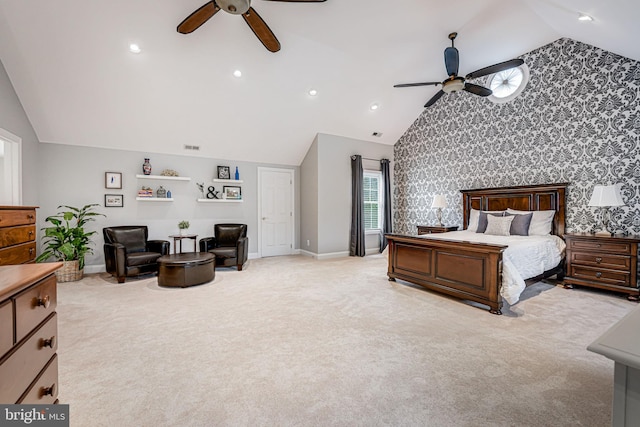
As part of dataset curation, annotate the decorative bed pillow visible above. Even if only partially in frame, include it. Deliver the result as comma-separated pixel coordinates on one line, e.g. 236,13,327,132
505,212,533,236
476,211,505,233
467,209,480,232
484,215,515,236
506,209,555,235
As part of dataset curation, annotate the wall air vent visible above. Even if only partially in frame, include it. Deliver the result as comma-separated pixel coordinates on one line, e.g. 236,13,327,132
184,144,200,151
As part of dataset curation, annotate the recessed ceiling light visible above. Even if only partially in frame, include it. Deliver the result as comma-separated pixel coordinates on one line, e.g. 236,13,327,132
370,103,379,111
129,43,141,54
233,70,242,78
578,14,593,21
308,89,318,96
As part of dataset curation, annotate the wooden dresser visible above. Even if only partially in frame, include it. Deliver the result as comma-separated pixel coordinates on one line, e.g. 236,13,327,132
564,233,640,300
0,262,62,404
0,205,38,265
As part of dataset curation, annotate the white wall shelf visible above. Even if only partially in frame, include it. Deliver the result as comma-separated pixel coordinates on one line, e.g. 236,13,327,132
196,199,243,203
136,197,174,202
136,174,191,181
213,179,243,184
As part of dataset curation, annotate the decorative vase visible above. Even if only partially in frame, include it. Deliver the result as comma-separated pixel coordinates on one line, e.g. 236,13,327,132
143,158,152,175
156,186,167,198
235,166,240,180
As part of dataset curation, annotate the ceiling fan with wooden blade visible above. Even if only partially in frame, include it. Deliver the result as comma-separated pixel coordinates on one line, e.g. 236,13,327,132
394,32,524,108
177,0,326,53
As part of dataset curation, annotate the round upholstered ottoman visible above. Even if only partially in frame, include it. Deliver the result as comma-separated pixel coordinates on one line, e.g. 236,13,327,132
157,252,215,288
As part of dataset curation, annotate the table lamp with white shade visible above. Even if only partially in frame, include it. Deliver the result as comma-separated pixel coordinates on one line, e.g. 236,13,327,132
588,183,625,236
432,195,447,226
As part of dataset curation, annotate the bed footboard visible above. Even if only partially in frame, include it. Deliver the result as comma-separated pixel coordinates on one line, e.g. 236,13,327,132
386,234,507,314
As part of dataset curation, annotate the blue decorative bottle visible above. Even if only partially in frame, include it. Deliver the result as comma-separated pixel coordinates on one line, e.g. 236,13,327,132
235,167,240,180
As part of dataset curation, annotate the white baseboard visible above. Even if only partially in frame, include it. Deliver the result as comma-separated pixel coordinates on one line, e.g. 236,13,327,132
299,249,379,259
248,252,260,260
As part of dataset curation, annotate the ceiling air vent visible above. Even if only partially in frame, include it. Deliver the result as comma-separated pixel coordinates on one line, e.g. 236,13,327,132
184,144,200,151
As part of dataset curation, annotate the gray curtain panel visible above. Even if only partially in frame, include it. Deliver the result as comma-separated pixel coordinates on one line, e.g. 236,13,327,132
380,158,392,252
350,155,365,257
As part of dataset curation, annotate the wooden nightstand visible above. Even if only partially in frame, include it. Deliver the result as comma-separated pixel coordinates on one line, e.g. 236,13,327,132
564,233,640,301
417,225,459,235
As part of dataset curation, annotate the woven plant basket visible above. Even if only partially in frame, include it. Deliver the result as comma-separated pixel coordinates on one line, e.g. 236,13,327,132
55,260,84,282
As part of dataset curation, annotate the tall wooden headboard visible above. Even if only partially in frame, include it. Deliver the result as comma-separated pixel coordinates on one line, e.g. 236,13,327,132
460,183,568,237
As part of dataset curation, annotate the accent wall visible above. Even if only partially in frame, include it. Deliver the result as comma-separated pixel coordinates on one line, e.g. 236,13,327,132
393,38,640,236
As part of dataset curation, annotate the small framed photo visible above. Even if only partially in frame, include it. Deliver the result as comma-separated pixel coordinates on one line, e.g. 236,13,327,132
105,172,122,189
105,194,124,207
217,166,231,180
223,186,241,200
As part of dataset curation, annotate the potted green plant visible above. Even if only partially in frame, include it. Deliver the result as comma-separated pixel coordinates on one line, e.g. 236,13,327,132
178,220,190,235
36,204,105,282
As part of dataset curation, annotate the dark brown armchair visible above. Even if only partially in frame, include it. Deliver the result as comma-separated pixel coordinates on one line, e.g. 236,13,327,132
103,226,170,283
199,224,248,271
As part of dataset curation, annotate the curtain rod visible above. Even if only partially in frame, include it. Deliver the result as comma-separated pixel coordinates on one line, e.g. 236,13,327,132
351,155,391,162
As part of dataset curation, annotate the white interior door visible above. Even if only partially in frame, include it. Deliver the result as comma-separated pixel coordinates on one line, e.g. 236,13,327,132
259,168,294,257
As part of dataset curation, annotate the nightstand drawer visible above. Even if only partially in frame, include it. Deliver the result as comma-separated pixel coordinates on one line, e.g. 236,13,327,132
569,265,630,287
569,252,631,271
0,313,57,404
0,225,36,247
0,209,36,227
568,239,632,255
0,242,37,265
18,355,58,404
14,274,57,342
0,299,13,357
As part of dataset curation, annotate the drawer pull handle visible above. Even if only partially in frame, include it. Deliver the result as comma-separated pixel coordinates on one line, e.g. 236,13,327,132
27,214,35,220
37,295,51,308
41,383,56,397
597,244,601,248
595,272,602,278
29,248,34,255
595,257,602,263
42,336,56,348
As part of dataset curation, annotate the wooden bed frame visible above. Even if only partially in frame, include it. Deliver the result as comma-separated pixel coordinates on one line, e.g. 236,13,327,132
386,183,568,314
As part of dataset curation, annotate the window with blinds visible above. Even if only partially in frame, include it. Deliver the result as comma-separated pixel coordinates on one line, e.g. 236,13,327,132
363,171,383,230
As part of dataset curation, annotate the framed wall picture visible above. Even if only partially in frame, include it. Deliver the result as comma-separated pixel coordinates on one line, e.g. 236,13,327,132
105,194,124,207
105,172,122,189
217,166,231,180
223,186,241,200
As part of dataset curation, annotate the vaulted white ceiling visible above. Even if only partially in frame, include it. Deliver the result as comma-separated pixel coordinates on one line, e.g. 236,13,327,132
0,0,638,166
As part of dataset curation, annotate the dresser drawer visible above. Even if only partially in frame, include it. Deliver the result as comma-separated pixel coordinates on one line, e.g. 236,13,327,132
14,274,57,342
0,313,57,403
569,265,630,287
569,252,631,271
0,299,13,357
18,355,59,404
0,209,36,227
0,242,37,265
0,225,36,247
568,239,632,255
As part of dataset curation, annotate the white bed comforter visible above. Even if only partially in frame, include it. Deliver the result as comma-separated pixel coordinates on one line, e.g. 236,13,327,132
420,230,565,305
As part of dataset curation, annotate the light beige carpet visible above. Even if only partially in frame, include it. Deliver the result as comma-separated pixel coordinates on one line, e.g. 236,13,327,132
56,254,635,426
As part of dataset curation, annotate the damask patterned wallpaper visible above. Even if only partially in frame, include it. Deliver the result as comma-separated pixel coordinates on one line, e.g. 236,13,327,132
393,38,640,236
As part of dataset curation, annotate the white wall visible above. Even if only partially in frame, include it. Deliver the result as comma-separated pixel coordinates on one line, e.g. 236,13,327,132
299,133,394,258
0,59,38,204
299,136,319,253
36,143,300,271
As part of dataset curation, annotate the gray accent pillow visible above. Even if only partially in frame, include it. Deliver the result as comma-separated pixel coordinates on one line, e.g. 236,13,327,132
505,212,533,236
476,211,505,233
484,215,515,236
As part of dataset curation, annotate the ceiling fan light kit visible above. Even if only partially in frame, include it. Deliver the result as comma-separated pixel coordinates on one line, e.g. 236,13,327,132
177,0,327,53
394,32,525,108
